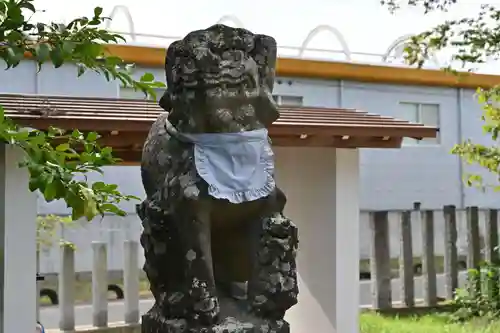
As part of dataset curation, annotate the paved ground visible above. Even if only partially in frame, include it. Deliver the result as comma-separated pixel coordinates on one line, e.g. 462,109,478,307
40,299,155,329
40,272,468,329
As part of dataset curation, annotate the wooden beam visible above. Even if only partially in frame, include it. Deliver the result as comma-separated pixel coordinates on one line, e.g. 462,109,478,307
109,135,402,164
14,117,435,141
269,123,435,139
13,118,153,132
271,135,402,148
104,44,500,89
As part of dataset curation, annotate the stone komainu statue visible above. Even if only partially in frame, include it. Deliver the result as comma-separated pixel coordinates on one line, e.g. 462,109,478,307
138,24,299,333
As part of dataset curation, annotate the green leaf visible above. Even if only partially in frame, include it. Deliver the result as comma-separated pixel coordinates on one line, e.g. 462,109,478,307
100,203,126,216
71,209,83,221
6,30,23,43
105,183,119,192
0,4,151,222
56,143,70,152
5,46,24,67
36,22,45,33
140,72,155,82
77,64,86,77
92,181,106,191
101,147,113,156
86,132,99,142
80,187,99,221
28,178,39,192
13,129,30,141
83,43,103,59
71,129,83,140
35,44,51,63
20,1,36,12
62,41,76,55
50,48,64,68
43,182,57,202
7,5,23,25
93,7,103,18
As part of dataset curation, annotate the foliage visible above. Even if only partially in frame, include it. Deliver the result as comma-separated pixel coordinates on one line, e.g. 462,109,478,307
381,0,500,191
360,312,500,333
452,263,500,322
0,0,165,220
381,0,457,14
379,3,500,320
36,214,75,249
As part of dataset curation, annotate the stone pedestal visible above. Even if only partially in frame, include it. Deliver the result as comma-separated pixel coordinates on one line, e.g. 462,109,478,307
142,297,290,333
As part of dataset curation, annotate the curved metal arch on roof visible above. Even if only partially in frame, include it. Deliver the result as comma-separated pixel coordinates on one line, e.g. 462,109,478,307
382,34,414,62
107,5,137,41
216,15,245,28
382,34,440,66
299,24,351,60
101,5,451,66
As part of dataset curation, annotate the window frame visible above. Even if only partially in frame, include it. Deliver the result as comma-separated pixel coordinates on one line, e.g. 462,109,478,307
399,101,441,147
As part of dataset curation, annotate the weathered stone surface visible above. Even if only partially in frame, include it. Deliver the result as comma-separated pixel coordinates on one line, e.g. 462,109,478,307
138,24,298,333
249,214,298,318
142,296,291,333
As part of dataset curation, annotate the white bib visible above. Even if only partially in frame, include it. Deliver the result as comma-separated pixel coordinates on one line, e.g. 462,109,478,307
167,121,275,203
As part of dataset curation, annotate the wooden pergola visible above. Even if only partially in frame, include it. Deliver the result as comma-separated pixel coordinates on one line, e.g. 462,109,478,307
0,92,439,333
0,94,438,163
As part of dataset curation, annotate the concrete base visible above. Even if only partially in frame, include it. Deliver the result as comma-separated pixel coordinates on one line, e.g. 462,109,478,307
142,316,288,333
141,297,290,333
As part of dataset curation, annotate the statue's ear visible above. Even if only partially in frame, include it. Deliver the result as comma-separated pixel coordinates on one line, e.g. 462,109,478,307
159,91,172,112
160,91,184,125
252,34,277,92
256,100,280,126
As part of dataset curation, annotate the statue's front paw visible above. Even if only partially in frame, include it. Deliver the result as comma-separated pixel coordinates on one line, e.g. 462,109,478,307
193,296,220,325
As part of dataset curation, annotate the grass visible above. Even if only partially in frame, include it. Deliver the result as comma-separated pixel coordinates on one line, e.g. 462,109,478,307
360,313,500,333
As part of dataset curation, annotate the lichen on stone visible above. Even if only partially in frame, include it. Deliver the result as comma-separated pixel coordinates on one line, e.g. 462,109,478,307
138,24,298,333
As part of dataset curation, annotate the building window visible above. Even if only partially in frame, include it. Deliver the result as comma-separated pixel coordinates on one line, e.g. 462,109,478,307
119,87,166,100
273,95,303,107
399,102,440,145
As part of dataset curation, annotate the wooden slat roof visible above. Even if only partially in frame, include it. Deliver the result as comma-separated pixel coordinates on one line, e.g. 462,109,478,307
0,94,437,136
0,93,438,162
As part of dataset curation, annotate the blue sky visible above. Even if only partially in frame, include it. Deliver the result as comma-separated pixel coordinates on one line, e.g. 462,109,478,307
33,0,495,71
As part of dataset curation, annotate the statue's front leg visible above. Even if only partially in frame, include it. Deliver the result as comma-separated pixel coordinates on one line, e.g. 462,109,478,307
247,188,299,320
177,198,220,325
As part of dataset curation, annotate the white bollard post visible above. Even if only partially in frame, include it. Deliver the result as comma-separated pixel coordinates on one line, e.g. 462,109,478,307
36,250,40,322
123,240,140,323
92,241,108,327
0,146,37,333
59,244,75,331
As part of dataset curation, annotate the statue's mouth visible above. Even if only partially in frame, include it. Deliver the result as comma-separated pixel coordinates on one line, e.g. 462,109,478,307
206,88,279,126
178,72,258,91
176,77,273,109
179,54,261,90
163,80,279,128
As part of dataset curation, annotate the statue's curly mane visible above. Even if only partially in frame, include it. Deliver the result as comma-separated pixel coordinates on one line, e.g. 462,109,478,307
159,24,279,134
